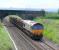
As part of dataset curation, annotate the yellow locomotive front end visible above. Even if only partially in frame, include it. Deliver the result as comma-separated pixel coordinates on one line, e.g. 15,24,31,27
31,23,44,39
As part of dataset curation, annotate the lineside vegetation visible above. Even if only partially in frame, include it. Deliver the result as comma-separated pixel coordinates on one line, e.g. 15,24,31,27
0,22,13,50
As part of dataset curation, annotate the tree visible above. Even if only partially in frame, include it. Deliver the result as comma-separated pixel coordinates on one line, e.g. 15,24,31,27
58,9,59,14
40,9,45,17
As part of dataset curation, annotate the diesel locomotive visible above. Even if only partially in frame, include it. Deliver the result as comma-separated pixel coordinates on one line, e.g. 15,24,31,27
9,16,44,40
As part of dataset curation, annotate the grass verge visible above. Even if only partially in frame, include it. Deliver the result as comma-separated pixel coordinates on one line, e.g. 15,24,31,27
0,22,13,50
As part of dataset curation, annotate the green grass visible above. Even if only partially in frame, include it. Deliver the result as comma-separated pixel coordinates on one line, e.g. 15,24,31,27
0,22,13,50
33,17,59,44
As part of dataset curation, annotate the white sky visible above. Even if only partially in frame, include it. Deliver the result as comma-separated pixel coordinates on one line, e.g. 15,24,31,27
0,0,59,10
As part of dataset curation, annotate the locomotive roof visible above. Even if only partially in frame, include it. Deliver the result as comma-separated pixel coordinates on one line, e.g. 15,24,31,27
23,20,38,26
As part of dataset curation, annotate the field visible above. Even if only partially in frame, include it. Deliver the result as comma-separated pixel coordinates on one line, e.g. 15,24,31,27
33,13,59,44
0,22,13,50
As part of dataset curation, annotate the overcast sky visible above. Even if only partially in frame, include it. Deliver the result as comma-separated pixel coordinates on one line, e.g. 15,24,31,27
0,0,59,10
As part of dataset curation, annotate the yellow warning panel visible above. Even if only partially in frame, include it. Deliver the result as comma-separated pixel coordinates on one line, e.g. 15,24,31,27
32,30,43,36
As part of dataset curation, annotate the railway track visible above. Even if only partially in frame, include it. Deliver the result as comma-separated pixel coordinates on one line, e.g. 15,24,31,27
33,40,56,50
3,17,59,50
41,40,56,50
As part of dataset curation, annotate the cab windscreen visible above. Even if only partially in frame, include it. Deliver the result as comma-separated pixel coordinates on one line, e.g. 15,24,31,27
32,24,43,30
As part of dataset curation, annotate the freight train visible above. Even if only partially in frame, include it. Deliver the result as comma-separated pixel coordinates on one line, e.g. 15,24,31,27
9,16,44,40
